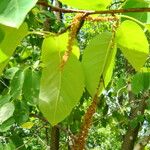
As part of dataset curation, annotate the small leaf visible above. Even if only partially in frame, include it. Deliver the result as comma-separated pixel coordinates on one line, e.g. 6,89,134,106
116,20,149,71
21,122,34,129
59,0,112,10
4,67,19,79
10,69,25,99
0,117,15,132
0,102,15,125
0,94,11,107
0,0,38,28
131,72,150,94
23,68,40,105
14,101,29,125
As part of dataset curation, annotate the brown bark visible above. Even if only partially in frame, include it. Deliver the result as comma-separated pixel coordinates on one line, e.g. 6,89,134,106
50,126,60,150
121,85,147,150
37,2,150,15
53,0,62,22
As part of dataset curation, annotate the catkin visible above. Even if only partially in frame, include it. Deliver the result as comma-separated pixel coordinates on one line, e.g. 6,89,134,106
60,13,86,69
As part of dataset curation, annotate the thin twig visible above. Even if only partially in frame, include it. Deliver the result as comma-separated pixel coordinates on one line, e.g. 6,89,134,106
37,2,150,15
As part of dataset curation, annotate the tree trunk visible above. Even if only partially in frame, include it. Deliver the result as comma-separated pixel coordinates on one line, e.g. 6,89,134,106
50,126,60,150
121,85,147,150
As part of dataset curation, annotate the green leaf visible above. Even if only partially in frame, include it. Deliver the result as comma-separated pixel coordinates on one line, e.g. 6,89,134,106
122,0,149,22
116,20,149,71
100,45,117,92
0,117,15,132
4,67,19,79
132,73,144,94
21,122,34,129
23,68,40,105
14,101,29,125
82,32,116,96
0,94,11,107
0,102,15,124
142,72,150,90
132,72,150,94
0,0,38,28
10,69,25,99
39,33,84,125
0,23,28,75
59,0,112,10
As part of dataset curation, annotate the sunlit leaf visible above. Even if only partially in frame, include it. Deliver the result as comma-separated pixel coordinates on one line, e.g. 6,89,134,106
59,0,112,10
0,102,15,125
116,20,149,71
0,0,38,28
39,33,84,125
82,32,116,96
21,122,34,129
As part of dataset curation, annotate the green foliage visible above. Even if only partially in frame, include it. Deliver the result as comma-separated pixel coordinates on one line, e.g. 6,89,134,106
116,20,149,71
59,0,112,10
0,0,38,28
39,33,84,125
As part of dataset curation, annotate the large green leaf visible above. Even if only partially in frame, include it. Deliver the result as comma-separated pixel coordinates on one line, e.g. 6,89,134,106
0,0,38,28
82,32,116,96
116,20,149,71
59,0,112,10
0,102,15,125
122,0,149,22
0,23,28,75
39,33,84,125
